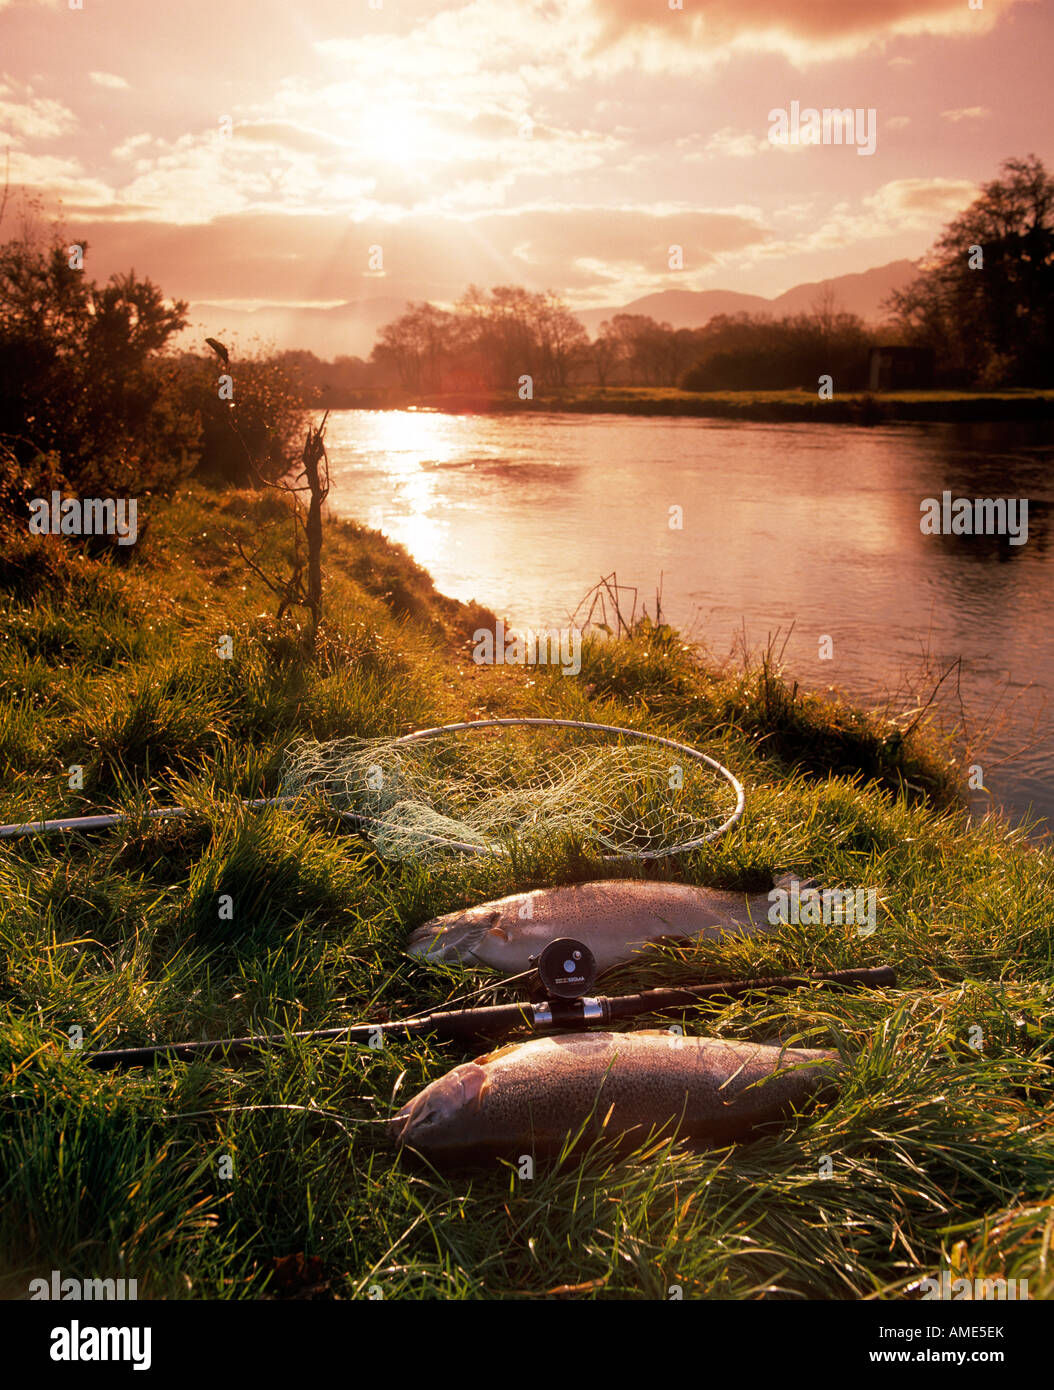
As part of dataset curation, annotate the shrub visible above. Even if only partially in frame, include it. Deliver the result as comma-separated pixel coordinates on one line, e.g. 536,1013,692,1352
0,210,199,496
177,348,310,488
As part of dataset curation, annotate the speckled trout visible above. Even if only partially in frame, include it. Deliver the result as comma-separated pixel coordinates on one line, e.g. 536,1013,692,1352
407,875,818,974
390,1030,841,1160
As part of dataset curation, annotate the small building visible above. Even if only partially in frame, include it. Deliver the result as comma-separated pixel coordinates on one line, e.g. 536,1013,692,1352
868,345,935,391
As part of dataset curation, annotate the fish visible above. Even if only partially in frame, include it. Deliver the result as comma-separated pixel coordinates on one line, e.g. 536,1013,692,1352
389,1030,841,1161
407,875,820,975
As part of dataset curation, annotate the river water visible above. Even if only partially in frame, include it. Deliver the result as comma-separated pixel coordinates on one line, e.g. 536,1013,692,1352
324,409,1053,836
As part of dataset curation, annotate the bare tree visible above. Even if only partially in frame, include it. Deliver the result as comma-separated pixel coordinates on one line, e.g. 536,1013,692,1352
536,290,589,388
209,337,331,654
232,414,330,651
809,284,840,342
371,301,458,392
591,326,621,386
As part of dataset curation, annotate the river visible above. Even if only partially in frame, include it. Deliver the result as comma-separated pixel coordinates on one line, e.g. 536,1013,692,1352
324,409,1053,836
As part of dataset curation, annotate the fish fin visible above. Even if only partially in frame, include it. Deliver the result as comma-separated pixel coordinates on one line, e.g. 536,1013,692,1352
466,1073,489,1109
773,872,820,892
472,1041,523,1065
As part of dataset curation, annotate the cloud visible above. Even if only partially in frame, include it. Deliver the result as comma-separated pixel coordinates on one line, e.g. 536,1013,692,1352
0,82,76,142
730,176,977,274
940,106,991,122
62,203,770,304
83,126,377,223
111,132,153,160
50,91,627,226
705,127,771,159
2,150,114,207
234,121,346,155
500,205,769,288
865,176,978,226
89,72,129,90
590,0,1028,63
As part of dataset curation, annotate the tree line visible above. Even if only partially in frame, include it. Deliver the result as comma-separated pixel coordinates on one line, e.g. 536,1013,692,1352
367,288,881,392
362,291,872,392
886,154,1053,388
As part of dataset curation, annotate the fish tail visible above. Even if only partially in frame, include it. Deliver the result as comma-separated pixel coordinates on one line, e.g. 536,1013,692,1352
773,872,821,891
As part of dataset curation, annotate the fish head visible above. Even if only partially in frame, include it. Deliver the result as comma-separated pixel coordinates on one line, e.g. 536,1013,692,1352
389,1061,489,1153
406,904,511,967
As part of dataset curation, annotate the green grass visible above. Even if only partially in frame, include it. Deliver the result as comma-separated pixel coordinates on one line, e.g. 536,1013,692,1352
0,487,1051,1300
539,386,1054,423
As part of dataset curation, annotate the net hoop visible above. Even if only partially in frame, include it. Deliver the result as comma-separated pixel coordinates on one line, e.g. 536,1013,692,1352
333,717,745,861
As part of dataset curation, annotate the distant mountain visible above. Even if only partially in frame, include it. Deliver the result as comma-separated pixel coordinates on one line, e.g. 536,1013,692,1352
769,260,917,320
576,260,916,335
178,260,917,359
575,288,770,335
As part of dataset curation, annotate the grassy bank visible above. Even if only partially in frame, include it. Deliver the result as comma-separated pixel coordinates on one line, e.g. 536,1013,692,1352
1,489,1051,1300
321,385,1054,424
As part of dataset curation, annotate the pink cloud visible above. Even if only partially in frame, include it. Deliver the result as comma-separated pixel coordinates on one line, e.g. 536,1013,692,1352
592,0,1027,57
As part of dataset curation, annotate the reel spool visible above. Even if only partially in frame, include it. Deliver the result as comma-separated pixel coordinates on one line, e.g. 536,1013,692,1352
529,937,598,1002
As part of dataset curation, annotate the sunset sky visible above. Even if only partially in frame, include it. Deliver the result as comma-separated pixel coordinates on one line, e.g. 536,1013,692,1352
1,0,1051,322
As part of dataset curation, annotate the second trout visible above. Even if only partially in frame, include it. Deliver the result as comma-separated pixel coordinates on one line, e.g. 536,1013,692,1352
408,875,819,974
390,1030,841,1160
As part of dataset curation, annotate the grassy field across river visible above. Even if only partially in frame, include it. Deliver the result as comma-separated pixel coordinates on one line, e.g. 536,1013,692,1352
0,489,1051,1299
325,385,1054,424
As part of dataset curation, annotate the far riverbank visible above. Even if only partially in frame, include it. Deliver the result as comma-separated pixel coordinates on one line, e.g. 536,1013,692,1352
310,385,1054,424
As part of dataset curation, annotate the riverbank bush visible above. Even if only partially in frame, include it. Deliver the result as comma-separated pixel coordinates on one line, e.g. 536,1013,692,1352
0,209,311,500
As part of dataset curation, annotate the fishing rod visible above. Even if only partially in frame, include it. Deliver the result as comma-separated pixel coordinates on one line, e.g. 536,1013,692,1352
81,937,896,1070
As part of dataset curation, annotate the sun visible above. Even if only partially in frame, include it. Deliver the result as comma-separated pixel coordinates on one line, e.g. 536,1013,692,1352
360,102,435,168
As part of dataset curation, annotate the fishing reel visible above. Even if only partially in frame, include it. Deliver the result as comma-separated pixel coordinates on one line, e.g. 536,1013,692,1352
527,937,598,1002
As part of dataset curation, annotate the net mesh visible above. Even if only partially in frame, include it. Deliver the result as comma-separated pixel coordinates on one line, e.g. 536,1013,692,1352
279,721,742,861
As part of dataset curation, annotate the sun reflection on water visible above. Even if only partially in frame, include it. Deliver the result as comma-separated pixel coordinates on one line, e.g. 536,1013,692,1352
326,409,467,576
